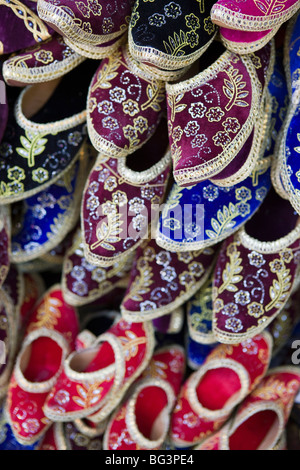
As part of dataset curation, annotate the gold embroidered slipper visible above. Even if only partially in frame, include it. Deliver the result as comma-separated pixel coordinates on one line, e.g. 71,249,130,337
62,226,133,307
3,33,86,87
0,60,98,205
103,345,186,450
128,0,217,81
169,332,273,448
10,142,90,264
166,39,266,187
37,0,133,60
43,318,155,423
195,366,300,450
210,0,300,32
87,43,166,158
212,188,300,344
120,237,218,323
219,26,281,55
4,285,80,446
81,119,171,268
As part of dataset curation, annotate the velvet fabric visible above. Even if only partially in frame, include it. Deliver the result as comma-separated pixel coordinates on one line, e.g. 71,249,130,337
128,0,217,71
120,237,218,321
213,190,300,343
169,333,272,448
3,34,85,86
5,285,80,445
0,0,53,56
38,0,133,45
166,41,271,187
211,0,300,31
156,156,271,251
81,122,171,267
87,44,166,157
0,60,98,205
62,227,133,306
43,319,154,422
104,345,185,450
10,153,88,263
197,368,300,450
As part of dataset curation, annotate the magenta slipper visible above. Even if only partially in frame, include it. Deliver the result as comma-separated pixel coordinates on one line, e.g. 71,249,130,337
166,39,273,187
3,34,85,87
81,119,171,267
212,188,300,343
37,0,134,59
120,237,218,322
87,44,166,158
210,0,300,32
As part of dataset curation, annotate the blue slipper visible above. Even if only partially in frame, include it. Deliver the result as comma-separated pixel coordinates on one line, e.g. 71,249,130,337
272,14,300,214
10,144,90,263
156,155,271,252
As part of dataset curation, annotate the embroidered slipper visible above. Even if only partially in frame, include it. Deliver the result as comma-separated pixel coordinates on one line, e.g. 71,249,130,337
166,40,272,187
37,420,103,450
272,17,300,214
2,33,86,87
219,26,281,55
43,318,155,423
62,226,133,307
210,0,300,32
4,285,80,446
87,44,166,158
103,344,185,450
120,237,218,322
0,289,19,401
10,143,90,264
0,0,53,56
0,59,98,205
169,331,273,448
156,155,272,253
195,366,300,450
128,0,217,81
266,47,289,198
209,80,273,187
81,120,171,268
186,336,218,371
37,0,133,60
212,188,300,344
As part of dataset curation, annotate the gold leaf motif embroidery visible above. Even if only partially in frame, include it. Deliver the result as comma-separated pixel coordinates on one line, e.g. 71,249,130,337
218,242,243,294
223,65,249,111
73,383,104,408
206,203,240,240
90,213,123,252
27,296,62,332
16,130,49,168
118,330,147,360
